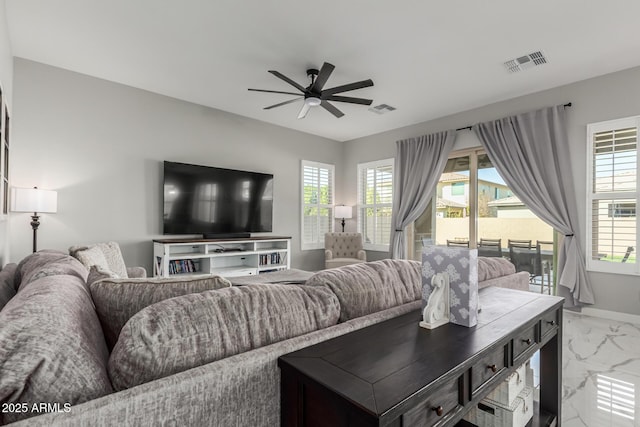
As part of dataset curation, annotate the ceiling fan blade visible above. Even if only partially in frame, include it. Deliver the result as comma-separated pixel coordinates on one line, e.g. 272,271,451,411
324,95,373,105
320,100,344,118
268,70,307,93
310,62,335,93
322,79,374,96
297,103,311,119
248,88,302,96
264,97,302,110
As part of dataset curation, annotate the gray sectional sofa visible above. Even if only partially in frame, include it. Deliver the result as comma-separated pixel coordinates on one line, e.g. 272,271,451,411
0,251,528,426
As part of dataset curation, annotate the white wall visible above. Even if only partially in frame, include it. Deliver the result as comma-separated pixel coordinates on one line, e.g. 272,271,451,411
9,59,344,272
0,0,12,266
343,65,640,316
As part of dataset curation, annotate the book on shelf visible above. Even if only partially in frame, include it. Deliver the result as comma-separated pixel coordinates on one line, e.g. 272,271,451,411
259,252,283,266
169,259,199,275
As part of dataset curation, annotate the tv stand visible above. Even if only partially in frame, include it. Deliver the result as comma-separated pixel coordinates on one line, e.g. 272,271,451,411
153,236,291,278
203,232,251,239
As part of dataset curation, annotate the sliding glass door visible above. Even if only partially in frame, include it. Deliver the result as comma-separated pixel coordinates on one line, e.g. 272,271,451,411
410,149,555,292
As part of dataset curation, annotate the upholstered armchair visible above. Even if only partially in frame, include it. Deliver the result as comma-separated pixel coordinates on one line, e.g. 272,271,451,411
69,241,147,279
324,232,367,269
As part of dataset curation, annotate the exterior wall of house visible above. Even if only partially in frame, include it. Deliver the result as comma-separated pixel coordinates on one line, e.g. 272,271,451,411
343,65,640,316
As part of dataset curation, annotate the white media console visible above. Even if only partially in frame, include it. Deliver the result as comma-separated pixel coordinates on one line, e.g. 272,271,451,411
153,236,291,278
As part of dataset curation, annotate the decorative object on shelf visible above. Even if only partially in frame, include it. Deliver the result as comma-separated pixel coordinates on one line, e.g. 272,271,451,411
334,205,352,232
419,272,450,329
11,187,58,253
421,245,479,328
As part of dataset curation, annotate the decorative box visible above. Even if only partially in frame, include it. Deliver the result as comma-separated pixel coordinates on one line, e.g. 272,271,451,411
484,362,527,406
464,386,534,427
421,246,479,327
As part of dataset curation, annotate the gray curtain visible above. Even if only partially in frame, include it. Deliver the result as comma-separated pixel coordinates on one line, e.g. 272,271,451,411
390,130,456,259
473,105,594,307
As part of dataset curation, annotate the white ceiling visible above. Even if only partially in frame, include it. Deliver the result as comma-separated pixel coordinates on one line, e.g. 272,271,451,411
6,0,640,141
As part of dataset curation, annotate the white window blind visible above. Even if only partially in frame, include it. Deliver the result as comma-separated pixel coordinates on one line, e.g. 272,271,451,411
587,117,639,275
301,160,334,250
357,159,393,251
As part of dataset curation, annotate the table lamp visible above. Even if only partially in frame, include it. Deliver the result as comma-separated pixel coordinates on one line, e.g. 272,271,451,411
334,205,352,232
11,187,58,253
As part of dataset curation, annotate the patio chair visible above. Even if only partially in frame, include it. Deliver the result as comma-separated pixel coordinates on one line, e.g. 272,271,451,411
508,239,532,249
447,239,470,248
478,238,502,257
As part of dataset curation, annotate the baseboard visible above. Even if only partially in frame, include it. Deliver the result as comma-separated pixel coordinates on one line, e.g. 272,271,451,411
578,307,640,325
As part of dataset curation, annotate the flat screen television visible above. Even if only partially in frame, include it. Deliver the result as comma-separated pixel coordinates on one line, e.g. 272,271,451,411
163,161,273,237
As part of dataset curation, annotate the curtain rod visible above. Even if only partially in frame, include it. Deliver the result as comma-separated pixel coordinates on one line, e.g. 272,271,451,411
455,102,573,131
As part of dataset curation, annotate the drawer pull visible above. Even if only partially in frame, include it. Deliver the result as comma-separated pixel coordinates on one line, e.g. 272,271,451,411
522,338,532,345
547,320,556,326
488,364,498,373
432,406,444,417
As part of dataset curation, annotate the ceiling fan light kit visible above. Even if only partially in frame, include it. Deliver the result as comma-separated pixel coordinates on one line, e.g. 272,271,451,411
248,62,374,119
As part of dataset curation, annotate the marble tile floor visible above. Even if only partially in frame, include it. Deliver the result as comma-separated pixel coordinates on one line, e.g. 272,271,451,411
560,310,640,426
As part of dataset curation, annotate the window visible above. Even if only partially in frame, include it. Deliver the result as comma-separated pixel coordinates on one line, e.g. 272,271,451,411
357,159,393,251
301,160,334,250
451,182,465,196
587,117,639,274
409,150,554,268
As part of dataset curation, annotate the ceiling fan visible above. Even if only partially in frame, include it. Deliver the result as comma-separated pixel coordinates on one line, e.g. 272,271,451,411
248,62,374,119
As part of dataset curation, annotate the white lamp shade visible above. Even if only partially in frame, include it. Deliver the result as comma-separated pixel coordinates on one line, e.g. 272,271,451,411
334,205,352,219
11,187,58,213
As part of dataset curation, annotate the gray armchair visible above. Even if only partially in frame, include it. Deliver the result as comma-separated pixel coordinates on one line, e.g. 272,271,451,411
324,232,367,269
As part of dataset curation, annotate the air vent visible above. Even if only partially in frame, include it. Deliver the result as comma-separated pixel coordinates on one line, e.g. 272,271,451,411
504,51,548,73
368,104,396,115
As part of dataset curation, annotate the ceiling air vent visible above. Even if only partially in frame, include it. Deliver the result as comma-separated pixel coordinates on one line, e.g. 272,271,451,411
368,104,396,115
504,51,548,73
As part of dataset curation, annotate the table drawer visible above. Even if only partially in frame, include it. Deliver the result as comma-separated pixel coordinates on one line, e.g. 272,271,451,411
513,324,537,361
402,378,461,427
541,309,559,338
470,345,507,395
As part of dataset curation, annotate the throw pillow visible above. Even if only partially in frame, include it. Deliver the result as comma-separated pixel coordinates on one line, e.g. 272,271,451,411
0,263,18,312
108,284,340,390
0,274,112,424
96,241,128,278
305,259,421,322
71,245,114,277
87,265,119,285
90,274,232,349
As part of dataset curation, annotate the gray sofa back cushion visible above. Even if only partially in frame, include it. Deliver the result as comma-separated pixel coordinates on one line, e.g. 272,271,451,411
0,274,112,424
305,259,421,322
109,284,340,390
0,263,17,312
477,257,516,282
16,250,88,292
90,274,232,350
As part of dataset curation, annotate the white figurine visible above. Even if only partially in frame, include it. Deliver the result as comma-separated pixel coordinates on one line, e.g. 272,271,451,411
420,273,450,330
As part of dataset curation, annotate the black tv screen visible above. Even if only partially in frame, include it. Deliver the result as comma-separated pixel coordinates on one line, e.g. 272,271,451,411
163,161,273,236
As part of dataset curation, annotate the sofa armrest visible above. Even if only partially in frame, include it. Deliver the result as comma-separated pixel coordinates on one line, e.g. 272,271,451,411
325,250,333,260
126,266,147,278
356,250,367,261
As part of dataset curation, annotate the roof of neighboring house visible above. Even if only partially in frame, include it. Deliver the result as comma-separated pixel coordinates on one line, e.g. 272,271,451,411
487,195,524,207
436,198,467,208
439,172,509,188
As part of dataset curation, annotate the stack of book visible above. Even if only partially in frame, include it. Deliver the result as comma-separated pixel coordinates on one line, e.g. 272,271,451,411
259,252,282,266
169,259,198,274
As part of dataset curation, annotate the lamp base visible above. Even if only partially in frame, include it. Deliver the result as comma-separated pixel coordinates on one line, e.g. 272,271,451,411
30,214,40,253
340,219,346,232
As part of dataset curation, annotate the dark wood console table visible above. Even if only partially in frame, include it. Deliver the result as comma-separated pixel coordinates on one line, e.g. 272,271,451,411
279,287,564,427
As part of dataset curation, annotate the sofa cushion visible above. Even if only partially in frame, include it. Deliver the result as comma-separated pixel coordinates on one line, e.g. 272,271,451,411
0,263,17,312
477,257,516,282
70,241,128,278
15,250,88,292
306,259,422,322
108,284,340,390
0,273,112,424
90,274,232,350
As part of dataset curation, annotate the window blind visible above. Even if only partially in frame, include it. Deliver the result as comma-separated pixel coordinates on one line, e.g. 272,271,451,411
358,160,393,250
301,161,334,250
